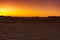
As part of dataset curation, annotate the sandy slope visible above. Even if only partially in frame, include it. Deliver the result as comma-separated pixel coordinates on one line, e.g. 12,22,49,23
0,22,60,40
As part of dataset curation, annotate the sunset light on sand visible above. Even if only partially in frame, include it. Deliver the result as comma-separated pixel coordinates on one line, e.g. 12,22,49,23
0,0,60,40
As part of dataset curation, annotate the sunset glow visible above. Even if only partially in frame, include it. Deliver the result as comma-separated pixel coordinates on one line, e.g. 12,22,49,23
0,0,59,17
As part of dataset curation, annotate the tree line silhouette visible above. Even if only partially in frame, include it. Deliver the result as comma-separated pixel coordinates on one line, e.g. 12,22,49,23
0,16,60,23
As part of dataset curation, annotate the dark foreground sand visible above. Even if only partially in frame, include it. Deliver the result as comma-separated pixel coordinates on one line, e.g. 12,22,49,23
0,22,60,40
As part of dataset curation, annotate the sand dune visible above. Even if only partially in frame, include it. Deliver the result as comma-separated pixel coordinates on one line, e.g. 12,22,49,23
0,16,60,40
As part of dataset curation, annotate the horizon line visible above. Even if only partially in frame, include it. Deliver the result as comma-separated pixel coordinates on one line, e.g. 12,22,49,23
0,15,60,17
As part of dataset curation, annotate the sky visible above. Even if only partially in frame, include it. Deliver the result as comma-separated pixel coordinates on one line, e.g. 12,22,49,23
0,0,60,17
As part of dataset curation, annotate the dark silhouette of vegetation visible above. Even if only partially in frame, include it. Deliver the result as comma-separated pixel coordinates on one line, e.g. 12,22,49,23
0,16,60,23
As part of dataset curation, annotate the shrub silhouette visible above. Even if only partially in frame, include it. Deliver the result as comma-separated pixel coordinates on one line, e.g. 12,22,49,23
0,16,60,23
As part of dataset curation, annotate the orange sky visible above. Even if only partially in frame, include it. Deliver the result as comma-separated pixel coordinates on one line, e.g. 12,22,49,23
0,0,60,17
